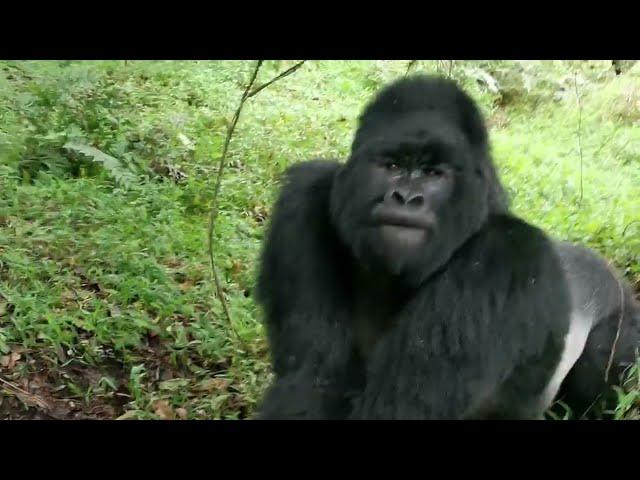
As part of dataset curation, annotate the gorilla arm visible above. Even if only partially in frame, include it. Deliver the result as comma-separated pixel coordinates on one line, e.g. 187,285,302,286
255,160,363,419
350,216,573,420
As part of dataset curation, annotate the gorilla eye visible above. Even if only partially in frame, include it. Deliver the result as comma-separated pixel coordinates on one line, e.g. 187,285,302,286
386,162,401,171
423,167,445,177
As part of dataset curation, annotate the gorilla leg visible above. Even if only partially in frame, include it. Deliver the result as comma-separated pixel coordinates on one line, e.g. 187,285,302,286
560,296,640,417
553,242,640,417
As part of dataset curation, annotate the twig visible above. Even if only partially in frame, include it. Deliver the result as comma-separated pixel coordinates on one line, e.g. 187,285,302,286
207,60,306,339
573,72,584,206
0,376,51,411
622,220,640,237
611,138,632,163
604,262,626,383
578,395,603,420
247,61,305,99
405,60,418,76
447,60,454,78
208,61,263,338
592,124,623,159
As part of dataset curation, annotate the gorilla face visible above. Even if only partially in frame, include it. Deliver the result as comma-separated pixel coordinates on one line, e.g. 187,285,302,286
330,112,491,285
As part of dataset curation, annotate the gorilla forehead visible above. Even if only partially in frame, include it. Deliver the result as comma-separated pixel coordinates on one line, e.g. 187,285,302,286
352,76,488,153
351,111,470,158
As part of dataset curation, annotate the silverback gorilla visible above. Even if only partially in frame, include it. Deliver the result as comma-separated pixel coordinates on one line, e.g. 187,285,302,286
254,75,640,420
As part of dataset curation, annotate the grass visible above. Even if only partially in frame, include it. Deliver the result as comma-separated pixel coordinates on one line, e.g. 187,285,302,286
0,60,638,419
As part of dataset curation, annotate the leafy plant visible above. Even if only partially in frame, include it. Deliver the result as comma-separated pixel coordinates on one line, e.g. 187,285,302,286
63,142,139,188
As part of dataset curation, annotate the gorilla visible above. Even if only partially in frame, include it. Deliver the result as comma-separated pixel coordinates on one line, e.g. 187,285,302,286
254,75,640,420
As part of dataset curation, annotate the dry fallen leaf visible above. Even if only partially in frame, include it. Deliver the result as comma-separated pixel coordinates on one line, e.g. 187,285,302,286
176,407,188,420
163,257,183,269
153,400,175,420
158,378,190,391
196,378,230,392
116,410,140,420
231,260,244,276
178,279,195,292
251,205,269,224
1,352,21,370
0,377,51,411
61,290,76,303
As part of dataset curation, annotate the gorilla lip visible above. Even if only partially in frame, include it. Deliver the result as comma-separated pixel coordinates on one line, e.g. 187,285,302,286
372,209,433,230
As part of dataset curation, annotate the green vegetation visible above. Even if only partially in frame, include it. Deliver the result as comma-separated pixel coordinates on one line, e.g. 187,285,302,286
0,60,638,419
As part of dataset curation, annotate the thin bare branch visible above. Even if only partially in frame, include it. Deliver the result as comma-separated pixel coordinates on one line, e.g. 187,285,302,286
592,124,623,159
573,72,584,206
604,287,625,384
622,220,640,237
208,60,263,338
207,60,306,340
0,376,51,411
447,60,454,78
247,61,305,98
603,262,626,383
405,60,418,76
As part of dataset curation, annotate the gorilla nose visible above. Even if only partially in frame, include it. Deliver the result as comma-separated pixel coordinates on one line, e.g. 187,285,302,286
389,189,424,208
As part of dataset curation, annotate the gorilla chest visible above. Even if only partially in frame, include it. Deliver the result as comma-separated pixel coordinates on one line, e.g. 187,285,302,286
351,290,405,359
349,270,406,358
353,309,392,359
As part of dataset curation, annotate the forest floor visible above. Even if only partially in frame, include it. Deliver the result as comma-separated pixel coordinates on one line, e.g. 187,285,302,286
1,60,639,419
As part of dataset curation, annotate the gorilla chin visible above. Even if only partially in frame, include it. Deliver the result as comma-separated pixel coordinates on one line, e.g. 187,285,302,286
369,226,428,278
371,223,430,274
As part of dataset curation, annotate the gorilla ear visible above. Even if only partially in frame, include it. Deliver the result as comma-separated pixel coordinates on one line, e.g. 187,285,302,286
482,161,510,212
352,75,489,152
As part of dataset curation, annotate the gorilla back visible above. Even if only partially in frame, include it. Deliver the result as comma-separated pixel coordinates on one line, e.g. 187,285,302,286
255,75,640,420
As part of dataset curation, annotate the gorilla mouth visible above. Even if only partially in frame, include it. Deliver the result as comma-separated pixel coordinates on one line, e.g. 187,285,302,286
377,224,427,250
371,208,433,230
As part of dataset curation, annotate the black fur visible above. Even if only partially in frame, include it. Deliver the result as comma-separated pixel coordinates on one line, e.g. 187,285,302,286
255,75,640,420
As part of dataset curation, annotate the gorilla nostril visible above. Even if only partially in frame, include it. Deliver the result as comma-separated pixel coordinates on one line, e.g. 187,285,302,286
407,194,424,207
391,191,406,204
